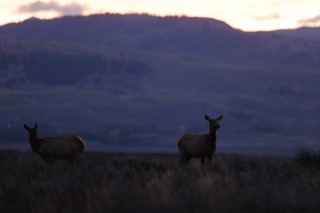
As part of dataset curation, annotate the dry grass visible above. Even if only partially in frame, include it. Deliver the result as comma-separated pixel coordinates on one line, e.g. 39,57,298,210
1,150,320,213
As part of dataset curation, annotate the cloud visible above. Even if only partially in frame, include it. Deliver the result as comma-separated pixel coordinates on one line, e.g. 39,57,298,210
298,15,320,26
251,13,281,22
18,1,87,15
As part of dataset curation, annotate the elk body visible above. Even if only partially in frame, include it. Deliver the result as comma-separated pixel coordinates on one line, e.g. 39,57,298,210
24,124,85,162
178,115,223,166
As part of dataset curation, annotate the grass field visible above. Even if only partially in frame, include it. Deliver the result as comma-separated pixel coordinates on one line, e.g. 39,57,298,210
1,150,320,212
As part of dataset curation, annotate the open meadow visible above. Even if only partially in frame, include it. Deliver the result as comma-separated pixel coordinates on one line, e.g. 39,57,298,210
1,149,320,212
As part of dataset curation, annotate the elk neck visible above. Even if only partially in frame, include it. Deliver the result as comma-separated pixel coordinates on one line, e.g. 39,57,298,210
207,127,217,144
28,132,41,153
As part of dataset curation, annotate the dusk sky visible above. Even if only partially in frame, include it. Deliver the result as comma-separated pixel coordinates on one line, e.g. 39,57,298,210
1,0,320,31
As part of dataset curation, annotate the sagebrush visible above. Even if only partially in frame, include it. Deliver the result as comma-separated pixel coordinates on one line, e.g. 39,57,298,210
1,150,320,213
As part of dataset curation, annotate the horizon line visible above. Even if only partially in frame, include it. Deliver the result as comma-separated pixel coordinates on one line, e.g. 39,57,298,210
1,12,318,32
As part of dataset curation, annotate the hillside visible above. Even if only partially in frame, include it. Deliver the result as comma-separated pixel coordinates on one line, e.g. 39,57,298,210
0,14,319,155
274,27,320,41
1,14,320,67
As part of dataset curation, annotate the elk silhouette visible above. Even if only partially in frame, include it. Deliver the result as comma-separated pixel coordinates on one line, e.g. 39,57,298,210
24,124,85,162
178,114,223,166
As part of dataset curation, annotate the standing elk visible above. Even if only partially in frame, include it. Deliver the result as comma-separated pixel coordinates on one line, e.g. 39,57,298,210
178,114,223,166
24,124,85,162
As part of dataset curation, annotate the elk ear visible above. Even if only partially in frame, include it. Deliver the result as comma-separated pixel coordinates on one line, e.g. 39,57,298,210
204,114,210,121
24,124,29,130
34,123,38,129
216,115,223,121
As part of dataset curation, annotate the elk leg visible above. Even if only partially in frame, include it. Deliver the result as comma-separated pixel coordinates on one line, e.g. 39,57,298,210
201,158,205,166
44,157,54,164
185,156,191,164
180,154,190,165
207,156,212,166
179,156,185,165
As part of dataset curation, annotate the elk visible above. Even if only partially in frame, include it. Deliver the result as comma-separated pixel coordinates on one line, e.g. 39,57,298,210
24,124,85,162
178,114,223,166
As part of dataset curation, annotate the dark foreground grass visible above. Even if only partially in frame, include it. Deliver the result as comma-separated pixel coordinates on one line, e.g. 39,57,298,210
1,150,320,213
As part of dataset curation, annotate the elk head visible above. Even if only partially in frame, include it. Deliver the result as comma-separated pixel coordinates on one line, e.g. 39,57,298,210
204,114,223,133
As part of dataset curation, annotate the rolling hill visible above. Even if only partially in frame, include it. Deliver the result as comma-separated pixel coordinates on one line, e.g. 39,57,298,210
274,27,320,41
0,14,319,155
1,14,320,67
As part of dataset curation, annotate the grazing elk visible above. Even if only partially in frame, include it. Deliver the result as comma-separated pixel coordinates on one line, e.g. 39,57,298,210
24,124,85,162
178,114,223,166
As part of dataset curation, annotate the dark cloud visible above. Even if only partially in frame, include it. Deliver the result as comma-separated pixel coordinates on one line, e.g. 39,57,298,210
18,1,87,15
299,15,320,26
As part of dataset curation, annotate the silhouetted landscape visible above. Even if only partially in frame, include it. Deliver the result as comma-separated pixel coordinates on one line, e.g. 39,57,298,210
0,13,320,155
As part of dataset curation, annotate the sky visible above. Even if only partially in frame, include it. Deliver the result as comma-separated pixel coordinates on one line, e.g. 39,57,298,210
1,0,320,31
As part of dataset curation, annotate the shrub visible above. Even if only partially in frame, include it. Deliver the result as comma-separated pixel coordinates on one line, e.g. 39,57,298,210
295,146,320,169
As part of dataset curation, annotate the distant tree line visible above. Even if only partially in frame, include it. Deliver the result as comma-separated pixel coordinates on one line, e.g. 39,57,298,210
0,50,149,86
